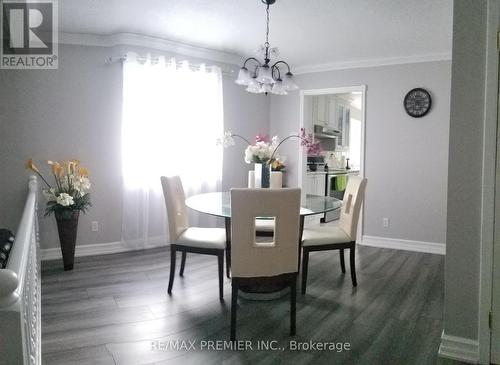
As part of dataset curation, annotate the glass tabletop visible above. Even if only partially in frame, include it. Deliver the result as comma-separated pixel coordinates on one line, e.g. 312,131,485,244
185,192,342,218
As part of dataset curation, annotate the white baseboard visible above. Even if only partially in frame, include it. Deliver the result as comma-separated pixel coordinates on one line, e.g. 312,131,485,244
438,331,479,364
359,235,445,255
41,238,169,261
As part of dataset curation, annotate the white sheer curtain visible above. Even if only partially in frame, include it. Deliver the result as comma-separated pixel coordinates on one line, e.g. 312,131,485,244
121,53,223,247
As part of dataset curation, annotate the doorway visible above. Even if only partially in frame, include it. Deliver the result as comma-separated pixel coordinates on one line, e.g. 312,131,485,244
299,86,366,228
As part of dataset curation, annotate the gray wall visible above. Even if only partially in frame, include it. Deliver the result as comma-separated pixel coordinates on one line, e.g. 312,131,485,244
443,0,487,341
0,44,269,249
270,61,452,244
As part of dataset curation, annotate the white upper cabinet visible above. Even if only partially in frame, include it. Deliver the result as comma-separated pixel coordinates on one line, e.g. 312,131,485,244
312,95,329,125
310,94,350,150
328,96,338,130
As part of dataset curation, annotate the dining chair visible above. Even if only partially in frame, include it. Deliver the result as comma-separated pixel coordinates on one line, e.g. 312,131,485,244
300,176,367,294
230,188,301,341
161,176,227,300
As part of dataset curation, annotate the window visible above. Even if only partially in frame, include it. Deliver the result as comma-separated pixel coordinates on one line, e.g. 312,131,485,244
122,53,223,191
121,53,223,246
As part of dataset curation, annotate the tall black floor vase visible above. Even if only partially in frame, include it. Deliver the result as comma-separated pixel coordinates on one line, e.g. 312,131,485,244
55,211,79,271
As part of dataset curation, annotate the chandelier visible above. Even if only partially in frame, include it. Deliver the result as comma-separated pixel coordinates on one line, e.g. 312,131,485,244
235,0,299,95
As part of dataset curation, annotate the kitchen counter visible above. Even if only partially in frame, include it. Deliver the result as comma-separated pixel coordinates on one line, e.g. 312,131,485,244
327,169,359,175
306,171,327,175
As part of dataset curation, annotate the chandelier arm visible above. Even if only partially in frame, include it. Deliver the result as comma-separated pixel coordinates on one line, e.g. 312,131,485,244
243,57,262,69
271,64,281,80
272,60,292,74
243,57,263,77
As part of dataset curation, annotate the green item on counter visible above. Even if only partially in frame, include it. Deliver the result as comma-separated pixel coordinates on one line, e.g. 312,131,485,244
335,175,348,191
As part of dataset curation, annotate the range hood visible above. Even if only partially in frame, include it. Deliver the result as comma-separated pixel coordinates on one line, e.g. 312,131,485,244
313,124,340,139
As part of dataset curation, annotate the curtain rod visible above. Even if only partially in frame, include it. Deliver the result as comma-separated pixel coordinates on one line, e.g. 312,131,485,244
105,55,235,75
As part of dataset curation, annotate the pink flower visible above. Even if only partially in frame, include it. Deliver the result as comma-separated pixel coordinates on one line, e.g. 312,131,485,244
255,134,271,143
299,128,323,156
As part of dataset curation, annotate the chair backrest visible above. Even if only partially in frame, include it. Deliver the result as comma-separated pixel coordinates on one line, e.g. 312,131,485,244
160,176,189,243
338,176,368,241
230,188,301,278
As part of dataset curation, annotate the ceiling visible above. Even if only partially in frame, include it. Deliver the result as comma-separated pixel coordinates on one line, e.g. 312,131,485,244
59,0,453,70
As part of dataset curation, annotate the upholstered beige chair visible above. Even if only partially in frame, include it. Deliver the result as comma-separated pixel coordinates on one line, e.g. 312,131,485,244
161,176,227,300
230,188,301,341
301,176,367,294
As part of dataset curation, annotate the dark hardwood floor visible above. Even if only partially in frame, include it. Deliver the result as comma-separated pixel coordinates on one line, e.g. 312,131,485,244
41,245,456,365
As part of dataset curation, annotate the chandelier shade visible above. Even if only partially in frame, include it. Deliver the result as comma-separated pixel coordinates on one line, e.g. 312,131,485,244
246,78,263,93
282,72,299,91
235,0,298,95
256,65,275,84
235,67,252,86
271,80,288,95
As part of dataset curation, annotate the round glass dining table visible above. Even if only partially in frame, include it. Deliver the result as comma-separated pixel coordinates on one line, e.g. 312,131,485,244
185,191,342,249
185,192,342,219
185,192,342,299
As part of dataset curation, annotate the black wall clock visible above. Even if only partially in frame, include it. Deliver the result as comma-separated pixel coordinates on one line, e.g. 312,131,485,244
404,88,432,118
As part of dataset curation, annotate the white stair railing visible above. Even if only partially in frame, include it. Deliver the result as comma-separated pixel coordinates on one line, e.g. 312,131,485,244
0,176,41,365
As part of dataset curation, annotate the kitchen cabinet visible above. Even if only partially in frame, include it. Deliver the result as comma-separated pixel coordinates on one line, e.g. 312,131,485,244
337,105,350,150
312,95,329,125
306,173,326,196
328,96,338,129
311,94,350,150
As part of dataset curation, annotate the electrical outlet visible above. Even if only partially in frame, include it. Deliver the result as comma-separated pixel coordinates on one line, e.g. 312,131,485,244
91,221,99,232
383,218,389,228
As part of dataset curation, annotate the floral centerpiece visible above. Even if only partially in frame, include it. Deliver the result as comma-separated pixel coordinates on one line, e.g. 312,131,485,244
244,134,279,163
26,159,92,270
217,128,322,187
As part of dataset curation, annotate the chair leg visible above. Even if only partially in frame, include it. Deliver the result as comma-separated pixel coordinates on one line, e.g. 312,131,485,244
290,276,297,336
218,253,224,300
168,245,176,294
301,248,309,295
339,248,346,273
225,249,231,279
350,246,357,287
298,245,302,272
179,251,187,277
230,282,238,341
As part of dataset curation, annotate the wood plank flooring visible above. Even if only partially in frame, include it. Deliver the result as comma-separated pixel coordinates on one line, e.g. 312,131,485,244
41,245,456,365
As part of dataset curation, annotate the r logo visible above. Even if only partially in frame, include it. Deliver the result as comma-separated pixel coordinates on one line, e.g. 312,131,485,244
1,1,58,69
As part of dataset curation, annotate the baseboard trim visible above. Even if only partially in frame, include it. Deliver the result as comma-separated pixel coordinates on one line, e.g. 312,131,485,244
359,235,445,255
41,238,169,261
438,331,479,364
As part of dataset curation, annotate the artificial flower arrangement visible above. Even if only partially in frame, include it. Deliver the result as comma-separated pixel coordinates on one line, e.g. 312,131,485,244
217,128,323,166
26,159,92,219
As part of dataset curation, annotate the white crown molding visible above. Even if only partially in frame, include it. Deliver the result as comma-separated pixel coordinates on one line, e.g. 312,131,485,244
59,32,244,66
293,52,452,75
58,32,451,73
438,331,479,364
359,235,445,255
40,238,169,261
